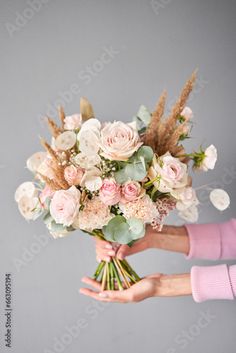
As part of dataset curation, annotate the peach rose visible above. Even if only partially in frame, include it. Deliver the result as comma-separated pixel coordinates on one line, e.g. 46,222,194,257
99,178,121,205
64,165,84,186
100,121,142,161
50,186,81,226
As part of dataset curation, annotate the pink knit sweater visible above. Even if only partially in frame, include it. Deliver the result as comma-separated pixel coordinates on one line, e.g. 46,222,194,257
185,219,236,302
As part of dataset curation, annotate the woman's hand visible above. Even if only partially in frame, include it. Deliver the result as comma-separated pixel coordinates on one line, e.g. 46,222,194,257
80,273,192,303
95,228,154,262
95,224,190,262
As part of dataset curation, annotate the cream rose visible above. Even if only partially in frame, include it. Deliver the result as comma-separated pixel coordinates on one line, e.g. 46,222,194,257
50,186,81,226
148,153,188,193
99,121,143,161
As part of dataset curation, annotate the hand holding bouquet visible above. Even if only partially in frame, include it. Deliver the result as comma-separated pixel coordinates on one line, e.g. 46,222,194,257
15,71,229,291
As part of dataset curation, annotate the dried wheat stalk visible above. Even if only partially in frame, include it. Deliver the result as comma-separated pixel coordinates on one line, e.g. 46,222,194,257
58,106,65,128
46,117,62,137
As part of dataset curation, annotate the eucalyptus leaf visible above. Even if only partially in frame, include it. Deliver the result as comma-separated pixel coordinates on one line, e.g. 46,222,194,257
127,218,145,239
137,105,151,125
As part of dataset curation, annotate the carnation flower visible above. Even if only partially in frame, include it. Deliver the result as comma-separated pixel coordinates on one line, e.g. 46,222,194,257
148,153,188,193
64,114,82,130
74,197,113,231
99,178,121,205
50,186,81,226
119,195,159,223
100,121,143,161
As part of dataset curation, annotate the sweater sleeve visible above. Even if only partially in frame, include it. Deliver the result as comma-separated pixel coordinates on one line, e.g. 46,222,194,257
185,218,236,260
191,264,236,302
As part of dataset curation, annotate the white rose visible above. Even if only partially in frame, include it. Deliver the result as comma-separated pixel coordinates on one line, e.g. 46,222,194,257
148,153,188,193
100,121,143,161
172,187,199,211
77,118,101,155
200,145,217,171
209,189,230,211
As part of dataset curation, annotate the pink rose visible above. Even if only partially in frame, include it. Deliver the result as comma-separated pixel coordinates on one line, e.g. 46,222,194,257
121,181,143,203
64,114,82,130
39,185,54,208
50,186,81,226
64,165,84,186
99,178,121,205
100,121,143,161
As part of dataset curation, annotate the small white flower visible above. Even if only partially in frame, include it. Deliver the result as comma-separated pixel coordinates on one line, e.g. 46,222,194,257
178,205,199,223
26,152,47,173
55,131,77,150
15,182,37,202
210,189,230,211
200,145,217,171
180,107,193,121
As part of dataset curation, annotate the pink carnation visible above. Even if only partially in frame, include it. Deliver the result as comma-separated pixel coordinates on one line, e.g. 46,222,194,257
99,178,121,206
64,165,84,186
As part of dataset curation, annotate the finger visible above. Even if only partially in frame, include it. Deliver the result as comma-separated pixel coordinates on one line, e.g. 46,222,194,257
146,273,163,279
95,238,113,250
117,245,130,260
81,276,102,291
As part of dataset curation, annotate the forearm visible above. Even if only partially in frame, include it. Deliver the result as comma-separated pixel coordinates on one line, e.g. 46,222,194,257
155,273,192,297
147,225,190,255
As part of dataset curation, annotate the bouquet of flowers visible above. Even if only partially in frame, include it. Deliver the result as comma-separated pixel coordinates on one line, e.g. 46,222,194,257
15,71,230,290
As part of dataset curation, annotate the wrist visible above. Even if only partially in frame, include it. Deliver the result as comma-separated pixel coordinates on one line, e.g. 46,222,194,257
155,273,192,297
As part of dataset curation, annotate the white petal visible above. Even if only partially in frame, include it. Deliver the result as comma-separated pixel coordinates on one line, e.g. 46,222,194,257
18,196,39,220
210,189,230,211
26,152,47,173
55,131,77,150
15,182,37,202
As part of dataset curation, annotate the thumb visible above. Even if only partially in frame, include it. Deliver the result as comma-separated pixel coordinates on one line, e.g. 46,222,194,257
117,245,132,260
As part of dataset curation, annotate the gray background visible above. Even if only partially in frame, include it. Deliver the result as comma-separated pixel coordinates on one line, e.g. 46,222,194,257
0,0,236,352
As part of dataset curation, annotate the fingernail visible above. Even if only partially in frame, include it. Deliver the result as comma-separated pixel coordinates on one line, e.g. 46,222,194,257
108,251,115,256
99,292,108,298
105,244,112,249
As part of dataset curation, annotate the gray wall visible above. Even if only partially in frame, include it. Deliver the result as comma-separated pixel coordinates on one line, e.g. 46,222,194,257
0,0,236,352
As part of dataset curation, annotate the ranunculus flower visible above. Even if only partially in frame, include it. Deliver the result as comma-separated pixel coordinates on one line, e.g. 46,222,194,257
99,178,121,205
100,121,143,161
180,107,193,121
64,114,82,130
121,181,144,203
80,167,102,192
77,118,101,156
50,186,81,226
148,153,188,193
172,187,199,211
199,144,217,171
64,165,84,186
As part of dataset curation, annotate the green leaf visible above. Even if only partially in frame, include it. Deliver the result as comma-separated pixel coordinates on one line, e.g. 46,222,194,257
136,105,151,125
127,218,145,239
114,168,129,184
136,146,154,164
125,161,147,181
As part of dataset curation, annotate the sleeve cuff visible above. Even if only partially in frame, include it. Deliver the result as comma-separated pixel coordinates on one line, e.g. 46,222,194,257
185,223,221,260
191,265,235,302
